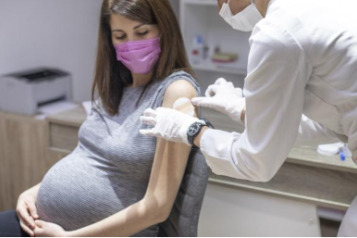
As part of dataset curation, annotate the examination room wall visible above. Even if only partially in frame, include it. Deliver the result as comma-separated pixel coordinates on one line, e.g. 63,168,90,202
0,0,179,102
0,0,102,102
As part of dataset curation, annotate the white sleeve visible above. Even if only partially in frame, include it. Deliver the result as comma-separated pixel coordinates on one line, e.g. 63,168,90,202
294,115,339,147
200,22,312,182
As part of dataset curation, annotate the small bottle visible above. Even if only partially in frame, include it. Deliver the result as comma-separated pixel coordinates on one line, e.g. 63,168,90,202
339,144,352,162
203,45,209,61
191,35,203,64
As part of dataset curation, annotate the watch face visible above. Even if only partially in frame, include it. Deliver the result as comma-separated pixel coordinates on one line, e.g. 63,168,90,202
188,123,201,137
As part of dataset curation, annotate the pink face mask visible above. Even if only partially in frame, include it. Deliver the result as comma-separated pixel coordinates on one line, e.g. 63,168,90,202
114,37,161,74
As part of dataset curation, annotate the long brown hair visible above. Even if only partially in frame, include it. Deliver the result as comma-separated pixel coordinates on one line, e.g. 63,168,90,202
92,0,194,115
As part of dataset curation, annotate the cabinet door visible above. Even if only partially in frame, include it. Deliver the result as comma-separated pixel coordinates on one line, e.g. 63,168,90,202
0,114,49,211
198,183,321,236
47,148,70,167
0,113,5,167
0,113,7,211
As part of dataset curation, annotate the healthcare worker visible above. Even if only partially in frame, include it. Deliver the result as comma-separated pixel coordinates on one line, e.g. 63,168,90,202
140,0,357,236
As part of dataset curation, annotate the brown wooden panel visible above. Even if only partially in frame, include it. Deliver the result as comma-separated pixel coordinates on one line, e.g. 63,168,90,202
0,113,49,210
0,112,5,164
46,106,86,127
0,112,7,211
210,162,357,210
47,148,70,167
49,123,79,152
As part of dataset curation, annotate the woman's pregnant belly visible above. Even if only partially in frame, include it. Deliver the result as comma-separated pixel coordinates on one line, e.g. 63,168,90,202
36,151,147,232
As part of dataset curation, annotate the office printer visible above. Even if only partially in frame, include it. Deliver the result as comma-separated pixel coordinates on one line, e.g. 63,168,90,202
0,68,72,115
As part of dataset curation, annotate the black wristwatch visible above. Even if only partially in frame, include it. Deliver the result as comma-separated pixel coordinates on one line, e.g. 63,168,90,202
187,119,214,146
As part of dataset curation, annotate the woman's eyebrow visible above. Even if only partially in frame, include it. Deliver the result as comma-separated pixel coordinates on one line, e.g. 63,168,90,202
133,23,146,30
112,23,147,32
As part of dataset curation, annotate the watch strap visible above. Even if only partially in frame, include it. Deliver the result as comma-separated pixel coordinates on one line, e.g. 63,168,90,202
187,122,207,146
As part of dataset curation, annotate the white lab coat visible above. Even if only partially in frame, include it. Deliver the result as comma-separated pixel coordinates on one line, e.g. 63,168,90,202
200,0,357,236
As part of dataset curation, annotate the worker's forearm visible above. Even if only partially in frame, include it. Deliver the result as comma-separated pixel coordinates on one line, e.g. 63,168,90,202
194,107,245,148
193,127,210,148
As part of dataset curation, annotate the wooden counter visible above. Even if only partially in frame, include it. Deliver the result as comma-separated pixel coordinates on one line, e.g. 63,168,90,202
0,111,50,211
46,106,357,210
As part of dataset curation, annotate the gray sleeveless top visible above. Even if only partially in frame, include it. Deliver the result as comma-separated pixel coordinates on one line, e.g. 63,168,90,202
36,71,200,236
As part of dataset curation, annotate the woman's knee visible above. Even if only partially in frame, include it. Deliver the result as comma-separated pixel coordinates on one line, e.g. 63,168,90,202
0,210,26,237
0,210,18,222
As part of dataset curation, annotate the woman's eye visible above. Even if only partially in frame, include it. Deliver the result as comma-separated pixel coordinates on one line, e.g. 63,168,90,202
116,35,126,40
137,31,148,36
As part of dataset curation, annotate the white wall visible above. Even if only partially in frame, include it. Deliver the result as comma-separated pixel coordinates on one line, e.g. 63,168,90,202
0,0,102,102
0,0,181,103
169,0,180,21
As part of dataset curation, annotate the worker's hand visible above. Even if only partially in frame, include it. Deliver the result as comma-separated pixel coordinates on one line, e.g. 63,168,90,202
16,191,40,237
192,78,246,125
140,99,204,145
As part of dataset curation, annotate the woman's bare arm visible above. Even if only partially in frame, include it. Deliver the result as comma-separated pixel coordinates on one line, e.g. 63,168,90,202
24,183,41,197
68,80,197,237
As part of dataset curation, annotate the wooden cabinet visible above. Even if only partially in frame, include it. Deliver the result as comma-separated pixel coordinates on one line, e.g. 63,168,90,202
0,112,5,168
0,111,49,211
46,106,86,158
0,112,6,210
0,107,85,211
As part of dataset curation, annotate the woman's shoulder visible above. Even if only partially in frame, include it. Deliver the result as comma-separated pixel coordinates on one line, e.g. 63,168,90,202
89,98,107,116
165,70,196,82
143,70,200,109
161,70,198,90
164,79,197,101
161,70,199,107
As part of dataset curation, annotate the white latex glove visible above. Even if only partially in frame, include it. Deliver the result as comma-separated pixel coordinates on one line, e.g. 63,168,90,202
191,78,246,125
140,98,204,145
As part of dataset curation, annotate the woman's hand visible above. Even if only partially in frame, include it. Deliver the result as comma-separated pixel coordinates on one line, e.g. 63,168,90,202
34,220,68,237
16,191,39,237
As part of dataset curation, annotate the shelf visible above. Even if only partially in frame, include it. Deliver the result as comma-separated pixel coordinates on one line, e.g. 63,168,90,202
181,0,250,78
191,61,247,76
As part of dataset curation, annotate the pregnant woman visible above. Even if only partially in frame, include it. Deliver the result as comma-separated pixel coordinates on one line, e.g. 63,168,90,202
0,0,201,236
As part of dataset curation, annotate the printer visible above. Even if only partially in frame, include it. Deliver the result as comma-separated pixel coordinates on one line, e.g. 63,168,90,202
0,68,72,115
